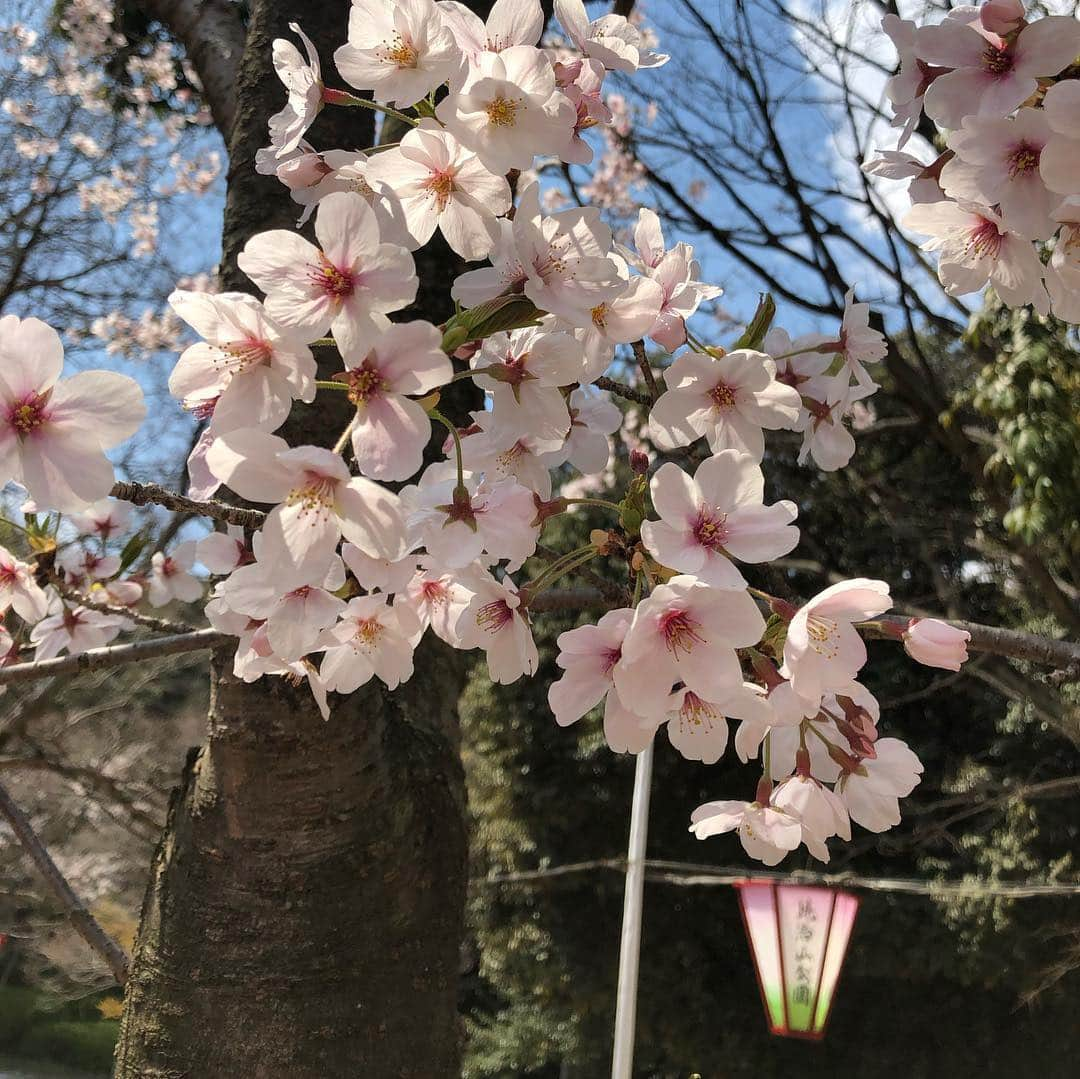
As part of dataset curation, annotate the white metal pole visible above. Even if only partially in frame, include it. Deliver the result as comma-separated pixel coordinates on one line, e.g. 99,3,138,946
611,740,655,1079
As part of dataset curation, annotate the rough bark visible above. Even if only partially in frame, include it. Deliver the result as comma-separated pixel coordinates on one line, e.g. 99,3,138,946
115,650,468,1078
115,2,481,1075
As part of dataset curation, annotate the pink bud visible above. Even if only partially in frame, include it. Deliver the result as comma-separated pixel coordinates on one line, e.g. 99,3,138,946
277,153,332,191
629,449,649,475
903,618,971,672
980,0,1025,37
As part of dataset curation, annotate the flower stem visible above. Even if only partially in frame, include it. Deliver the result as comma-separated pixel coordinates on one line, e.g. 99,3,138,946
430,409,465,491
564,497,623,513
525,544,599,600
315,379,348,392
332,414,358,456
322,87,418,127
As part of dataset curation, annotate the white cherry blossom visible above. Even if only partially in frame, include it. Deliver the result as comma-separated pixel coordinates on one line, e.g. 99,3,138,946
456,571,538,684
319,594,421,692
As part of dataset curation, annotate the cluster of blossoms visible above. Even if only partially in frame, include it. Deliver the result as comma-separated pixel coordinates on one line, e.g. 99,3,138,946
869,0,1080,319
0,0,982,868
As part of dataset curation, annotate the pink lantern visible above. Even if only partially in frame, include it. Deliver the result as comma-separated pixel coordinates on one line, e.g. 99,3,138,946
735,881,860,1040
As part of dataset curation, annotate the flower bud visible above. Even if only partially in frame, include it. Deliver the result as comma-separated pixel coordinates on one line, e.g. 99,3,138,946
903,618,971,671
629,449,649,475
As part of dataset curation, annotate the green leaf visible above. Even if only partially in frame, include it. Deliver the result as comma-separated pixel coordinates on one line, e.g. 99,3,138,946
731,293,776,351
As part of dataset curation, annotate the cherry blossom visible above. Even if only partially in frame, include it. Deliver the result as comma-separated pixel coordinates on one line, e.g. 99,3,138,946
0,544,48,623
903,618,971,671
217,554,346,661
556,58,610,165
554,0,669,73
58,544,120,585
770,771,851,863
259,23,323,172
436,46,575,175
641,453,799,590
563,387,621,475
30,596,123,660
206,428,409,580
648,348,801,461
342,543,418,598
0,316,146,513
836,738,923,832
917,14,1080,129
459,410,565,499
614,575,766,720
168,290,316,434
941,109,1060,239
661,683,771,765
396,559,482,647
334,0,459,108
365,122,510,261
689,799,802,866
147,543,203,607
903,200,1049,313
196,526,252,575
319,594,421,693
338,318,453,481
438,0,545,72
574,264,664,378
617,209,723,352
402,464,539,571
780,578,892,705
471,326,584,452
69,498,132,542
456,572,538,684
237,192,418,358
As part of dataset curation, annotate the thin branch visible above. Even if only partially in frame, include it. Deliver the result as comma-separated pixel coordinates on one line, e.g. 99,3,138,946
594,375,652,406
0,779,130,984
111,481,265,529
53,578,198,636
0,630,231,687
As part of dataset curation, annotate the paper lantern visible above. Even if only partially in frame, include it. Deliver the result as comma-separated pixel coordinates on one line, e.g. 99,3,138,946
735,881,860,1040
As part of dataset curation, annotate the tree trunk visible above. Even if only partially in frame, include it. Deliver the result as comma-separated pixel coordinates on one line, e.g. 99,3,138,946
114,1,484,1074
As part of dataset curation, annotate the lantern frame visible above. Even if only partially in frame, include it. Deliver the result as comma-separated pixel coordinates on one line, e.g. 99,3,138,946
735,880,860,1041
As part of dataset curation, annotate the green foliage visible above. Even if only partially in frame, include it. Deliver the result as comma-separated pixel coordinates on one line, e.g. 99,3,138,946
965,299,1080,559
18,1020,118,1073
0,986,39,1049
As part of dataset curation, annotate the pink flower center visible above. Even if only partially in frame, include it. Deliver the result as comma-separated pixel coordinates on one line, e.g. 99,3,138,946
287,585,312,600
658,608,706,658
352,616,384,649
709,380,737,412
980,43,1013,77
310,253,355,301
476,598,513,634
287,474,337,519
423,169,456,212
377,33,418,68
486,95,522,127
600,645,622,675
186,396,219,420
7,392,50,436
0,562,18,585
345,362,386,406
692,508,730,552
422,580,449,607
806,614,840,659
222,336,273,370
678,691,721,733
968,216,1004,258
1007,141,1041,177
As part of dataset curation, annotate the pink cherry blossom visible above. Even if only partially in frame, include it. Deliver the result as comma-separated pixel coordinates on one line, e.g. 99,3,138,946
438,0,545,72
340,319,452,482
259,23,323,171
30,596,124,660
0,316,146,513
0,544,48,623
459,410,565,498
196,525,252,575
168,291,316,434
396,558,483,646
689,798,802,866
237,192,418,358
575,266,664,378
648,348,801,461
69,498,132,542
451,184,623,321
835,288,887,390
617,209,723,352
780,578,892,704
903,200,1049,313
554,0,669,73
319,594,421,693
614,574,766,720
903,617,971,671
206,428,409,580
564,387,621,475
334,0,459,108
794,376,860,473
941,109,1061,239
402,464,539,571
836,738,923,832
556,57,610,165
217,554,346,660
917,15,1080,129
147,542,203,607
640,452,799,590
661,683,770,765
436,46,575,174
881,13,938,148
456,571,538,684
342,543,418,597
472,326,584,452
770,772,851,863
57,544,120,585
365,122,511,261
